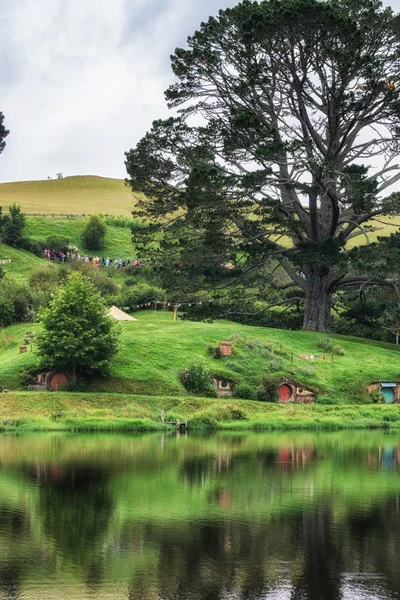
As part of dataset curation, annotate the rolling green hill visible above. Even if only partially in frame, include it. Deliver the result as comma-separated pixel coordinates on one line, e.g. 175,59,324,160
0,175,139,216
1,312,399,403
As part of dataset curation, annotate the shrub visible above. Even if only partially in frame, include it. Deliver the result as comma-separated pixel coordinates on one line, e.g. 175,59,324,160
18,238,45,256
316,337,345,355
0,279,32,323
207,344,222,359
81,215,107,250
0,294,14,326
233,383,257,400
69,263,120,300
30,266,62,291
180,361,215,395
370,390,384,404
257,378,279,403
45,235,70,252
104,215,144,228
121,282,164,311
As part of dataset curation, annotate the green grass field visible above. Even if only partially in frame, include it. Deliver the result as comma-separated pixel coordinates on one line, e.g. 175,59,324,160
0,175,141,215
0,392,398,431
1,312,399,404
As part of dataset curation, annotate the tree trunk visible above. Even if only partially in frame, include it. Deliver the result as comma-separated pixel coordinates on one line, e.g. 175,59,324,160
302,268,332,332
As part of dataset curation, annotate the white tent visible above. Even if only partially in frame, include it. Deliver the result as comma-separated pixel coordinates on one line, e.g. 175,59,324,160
107,306,137,321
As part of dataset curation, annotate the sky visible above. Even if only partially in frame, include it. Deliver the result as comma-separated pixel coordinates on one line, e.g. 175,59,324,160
0,0,237,183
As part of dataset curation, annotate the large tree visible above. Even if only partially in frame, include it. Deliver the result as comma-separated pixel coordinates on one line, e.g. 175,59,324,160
125,0,400,331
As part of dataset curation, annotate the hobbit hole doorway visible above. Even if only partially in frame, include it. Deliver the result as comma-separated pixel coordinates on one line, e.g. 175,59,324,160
278,383,293,403
49,372,68,391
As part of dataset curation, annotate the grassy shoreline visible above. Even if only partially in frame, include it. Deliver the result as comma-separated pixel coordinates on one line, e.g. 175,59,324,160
0,391,400,432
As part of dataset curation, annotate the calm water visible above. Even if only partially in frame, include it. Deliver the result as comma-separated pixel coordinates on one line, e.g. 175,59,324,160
0,432,399,599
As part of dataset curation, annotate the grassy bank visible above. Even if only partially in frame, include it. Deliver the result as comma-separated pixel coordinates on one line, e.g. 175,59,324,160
0,392,400,431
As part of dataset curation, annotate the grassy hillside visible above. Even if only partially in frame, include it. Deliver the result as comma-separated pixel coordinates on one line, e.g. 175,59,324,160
0,216,137,284
0,243,54,282
1,312,399,403
25,216,135,257
0,176,140,215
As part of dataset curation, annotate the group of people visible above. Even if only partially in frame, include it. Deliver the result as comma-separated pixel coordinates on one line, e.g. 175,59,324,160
44,249,144,269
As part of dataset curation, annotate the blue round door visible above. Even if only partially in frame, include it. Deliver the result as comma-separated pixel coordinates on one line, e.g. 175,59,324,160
381,387,395,403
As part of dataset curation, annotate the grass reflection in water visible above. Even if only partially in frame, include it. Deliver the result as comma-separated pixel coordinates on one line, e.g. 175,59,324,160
0,431,397,599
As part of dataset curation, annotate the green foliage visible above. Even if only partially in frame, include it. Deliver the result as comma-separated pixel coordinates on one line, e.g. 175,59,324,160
370,390,383,404
180,360,215,396
120,282,164,311
45,234,70,252
36,272,121,377
207,343,222,359
1,204,25,247
69,262,119,301
125,0,400,332
81,215,107,250
233,383,257,400
0,111,9,155
0,279,32,323
257,378,279,403
316,338,345,355
0,294,14,327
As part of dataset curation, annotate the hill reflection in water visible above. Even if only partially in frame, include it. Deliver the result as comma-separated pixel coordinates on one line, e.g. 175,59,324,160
0,432,397,599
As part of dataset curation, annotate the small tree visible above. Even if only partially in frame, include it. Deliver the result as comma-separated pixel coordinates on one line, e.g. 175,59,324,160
1,204,25,247
0,294,14,327
81,215,107,250
36,272,120,380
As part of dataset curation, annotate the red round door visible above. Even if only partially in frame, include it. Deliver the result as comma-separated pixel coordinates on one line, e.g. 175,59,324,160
279,384,293,402
49,372,68,391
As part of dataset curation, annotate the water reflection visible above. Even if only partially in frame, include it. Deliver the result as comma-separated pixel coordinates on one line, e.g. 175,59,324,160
0,433,398,598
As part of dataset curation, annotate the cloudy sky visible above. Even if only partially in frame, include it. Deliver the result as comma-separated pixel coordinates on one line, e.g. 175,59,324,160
0,0,237,183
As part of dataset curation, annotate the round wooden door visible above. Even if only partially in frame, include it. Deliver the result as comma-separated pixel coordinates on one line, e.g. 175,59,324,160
279,384,293,403
49,372,68,391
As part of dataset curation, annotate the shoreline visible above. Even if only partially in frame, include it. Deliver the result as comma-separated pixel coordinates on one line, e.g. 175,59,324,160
0,391,399,432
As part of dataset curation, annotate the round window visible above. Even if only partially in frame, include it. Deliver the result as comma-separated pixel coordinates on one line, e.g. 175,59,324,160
221,380,228,388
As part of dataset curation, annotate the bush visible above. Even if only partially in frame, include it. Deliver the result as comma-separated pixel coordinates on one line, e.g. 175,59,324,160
18,238,45,256
207,344,222,359
370,390,384,404
121,282,164,311
30,266,62,291
45,235,70,252
70,263,119,300
257,378,279,403
233,383,257,400
316,337,345,355
0,294,14,326
81,215,107,250
0,279,32,323
180,361,215,395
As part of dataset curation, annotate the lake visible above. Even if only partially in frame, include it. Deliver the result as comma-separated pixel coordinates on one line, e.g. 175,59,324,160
0,431,399,599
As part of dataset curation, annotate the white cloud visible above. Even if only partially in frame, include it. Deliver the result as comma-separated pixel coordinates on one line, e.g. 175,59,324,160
0,0,237,182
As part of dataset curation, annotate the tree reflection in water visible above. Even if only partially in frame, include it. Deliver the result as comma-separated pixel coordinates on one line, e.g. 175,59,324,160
0,433,395,599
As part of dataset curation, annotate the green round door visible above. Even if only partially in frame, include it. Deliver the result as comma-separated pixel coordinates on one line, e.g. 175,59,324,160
381,387,395,403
